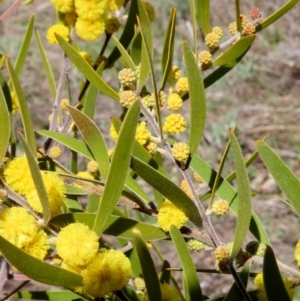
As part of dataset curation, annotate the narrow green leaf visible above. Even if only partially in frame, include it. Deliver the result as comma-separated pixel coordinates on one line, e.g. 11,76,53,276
131,157,202,228
125,175,153,204
191,155,270,244
64,198,83,211
37,130,94,160
6,58,36,152
197,0,211,35
188,0,198,53
0,71,12,112
137,0,153,89
56,35,119,101
223,260,251,301
0,87,10,164
256,140,300,216
256,0,300,32
111,35,136,71
263,246,291,301
107,0,138,67
131,32,142,66
229,131,252,258
0,235,82,287
15,290,85,301
67,106,109,180
161,7,177,90
13,15,34,78
213,35,255,67
132,229,162,301
93,101,140,235
50,213,167,241
169,225,203,301
19,133,51,223
35,29,56,99
183,41,206,158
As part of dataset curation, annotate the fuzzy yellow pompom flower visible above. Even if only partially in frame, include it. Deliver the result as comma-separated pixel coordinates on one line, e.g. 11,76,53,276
212,26,223,40
51,0,75,13
26,172,66,215
135,122,151,146
187,239,205,252
228,22,238,35
109,123,118,141
21,229,50,260
159,91,167,107
167,93,182,111
75,18,105,41
198,50,212,67
105,0,124,12
119,90,138,108
4,154,35,195
205,32,220,49
118,68,136,87
172,66,181,80
176,77,189,94
47,24,69,44
163,114,186,135
75,0,105,22
87,161,99,174
0,207,38,248
49,146,61,158
254,272,294,301
82,249,132,297
105,15,121,34
56,223,99,267
172,142,190,161
212,199,229,215
145,140,157,154
157,200,188,231
143,283,182,301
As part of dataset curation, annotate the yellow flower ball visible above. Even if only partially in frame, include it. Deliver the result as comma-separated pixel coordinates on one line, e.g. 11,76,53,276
205,32,220,49
26,172,66,215
163,114,186,135
145,140,157,154
212,26,223,40
135,122,151,146
159,90,167,107
49,146,61,158
56,223,99,267
75,0,105,21
75,18,105,41
118,68,136,87
60,98,70,110
105,0,124,12
228,21,238,35
172,65,181,80
212,199,229,215
172,142,190,161
4,154,35,195
176,77,189,94
119,90,138,108
141,93,155,108
198,50,212,66
47,24,69,44
87,161,99,174
51,0,75,13
167,93,182,111
82,249,132,297
243,23,256,35
0,207,38,248
157,200,188,232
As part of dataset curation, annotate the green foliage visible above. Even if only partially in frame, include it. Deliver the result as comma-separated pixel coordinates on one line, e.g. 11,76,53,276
0,1,299,300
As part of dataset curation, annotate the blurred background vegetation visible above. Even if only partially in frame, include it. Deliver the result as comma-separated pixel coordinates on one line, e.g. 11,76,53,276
1,0,300,297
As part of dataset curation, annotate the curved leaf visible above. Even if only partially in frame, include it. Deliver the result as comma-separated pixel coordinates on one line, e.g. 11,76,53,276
67,106,109,180
213,35,255,67
191,155,270,244
263,246,291,301
0,235,82,287
183,41,206,158
0,87,10,164
229,130,252,258
14,290,83,301
256,140,300,216
256,0,300,32
170,225,203,301
19,133,51,223
93,101,140,235
6,58,36,152
132,229,162,301
197,0,211,35
107,0,138,67
189,0,198,53
37,130,94,160
131,32,143,66
56,35,119,101
131,156,202,228
125,175,153,204
50,213,167,241
161,7,177,90
35,30,56,99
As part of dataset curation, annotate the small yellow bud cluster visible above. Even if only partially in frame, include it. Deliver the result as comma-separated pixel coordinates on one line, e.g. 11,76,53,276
163,113,186,135
142,93,155,108
60,98,70,110
157,200,188,232
87,160,99,175
47,24,70,44
49,146,62,158
167,93,183,111
211,199,229,215
180,180,193,198
176,77,189,94
254,272,295,301
119,90,138,108
187,239,205,252
144,140,157,154
118,68,136,88
205,32,221,50
172,142,190,162
135,122,151,146
228,13,260,36
228,22,238,36
250,7,262,20
242,23,256,36
134,277,146,290
172,65,181,80
159,91,167,107
198,50,213,70
214,245,230,272
212,26,223,40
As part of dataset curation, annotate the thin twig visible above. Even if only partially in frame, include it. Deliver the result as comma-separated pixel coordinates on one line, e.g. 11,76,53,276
0,0,22,22
0,280,30,301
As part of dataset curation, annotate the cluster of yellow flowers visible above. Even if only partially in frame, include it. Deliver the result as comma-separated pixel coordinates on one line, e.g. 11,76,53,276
47,0,124,44
56,222,132,297
4,154,66,216
143,283,182,301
